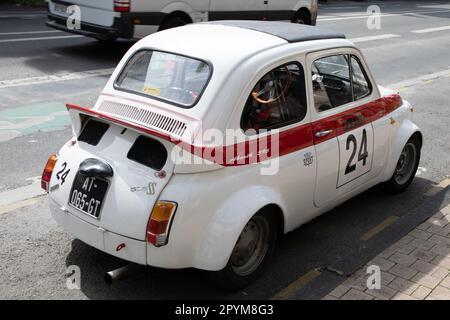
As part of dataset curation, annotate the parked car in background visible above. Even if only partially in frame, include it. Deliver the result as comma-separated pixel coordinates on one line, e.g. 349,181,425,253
45,0,318,41
42,21,422,289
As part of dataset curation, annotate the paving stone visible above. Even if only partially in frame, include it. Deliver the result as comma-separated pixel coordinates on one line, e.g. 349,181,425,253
328,284,351,298
388,277,419,295
440,205,450,216
427,225,450,237
389,264,419,280
379,247,396,259
368,256,395,271
340,288,373,300
427,217,447,227
411,286,432,299
409,229,432,241
365,286,397,300
440,276,450,289
416,222,432,231
410,248,437,262
398,235,415,244
431,255,450,269
430,266,449,281
389,252,417,267
429,234,450,246
392,293,417,300
381,271,396,286
411,273,441,289
342,276,367,291
429,286,450,300
322,295,338,300
410,259,439,274
430,245,450,257
409,238,435,251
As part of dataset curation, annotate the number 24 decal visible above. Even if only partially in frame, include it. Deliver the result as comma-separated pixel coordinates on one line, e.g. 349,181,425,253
345,129,369,175
56,162,71,185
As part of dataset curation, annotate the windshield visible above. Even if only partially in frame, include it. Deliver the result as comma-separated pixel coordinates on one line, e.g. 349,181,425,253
115,50,211,107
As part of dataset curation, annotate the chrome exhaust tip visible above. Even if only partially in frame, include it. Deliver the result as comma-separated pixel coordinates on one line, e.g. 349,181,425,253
104,263,142,284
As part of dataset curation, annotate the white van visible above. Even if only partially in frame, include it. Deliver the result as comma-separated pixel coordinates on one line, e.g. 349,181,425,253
46,0,318,41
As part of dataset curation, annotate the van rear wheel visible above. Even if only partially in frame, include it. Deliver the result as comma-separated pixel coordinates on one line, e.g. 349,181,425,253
211,210,278,290
159,15,190,31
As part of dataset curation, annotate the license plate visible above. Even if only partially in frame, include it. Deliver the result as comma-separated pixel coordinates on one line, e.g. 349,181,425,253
68,173,108,219
54,3,69,16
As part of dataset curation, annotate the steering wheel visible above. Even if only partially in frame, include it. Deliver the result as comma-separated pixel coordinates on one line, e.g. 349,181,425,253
252,67,292,104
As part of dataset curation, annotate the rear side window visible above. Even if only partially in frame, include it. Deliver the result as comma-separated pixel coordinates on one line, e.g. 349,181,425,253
78,120,109,146
241,63,307,133
127,136,168,171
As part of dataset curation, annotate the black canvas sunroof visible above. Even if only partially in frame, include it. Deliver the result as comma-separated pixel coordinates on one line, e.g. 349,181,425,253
207,21,346,43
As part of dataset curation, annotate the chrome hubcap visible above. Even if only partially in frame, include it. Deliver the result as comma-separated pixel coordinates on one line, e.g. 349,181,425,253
394,143,417,185
230,216,270,277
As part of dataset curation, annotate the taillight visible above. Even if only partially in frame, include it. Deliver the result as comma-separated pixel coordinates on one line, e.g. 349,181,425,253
147,201,177,247
114,0,130,12
41,154,58,192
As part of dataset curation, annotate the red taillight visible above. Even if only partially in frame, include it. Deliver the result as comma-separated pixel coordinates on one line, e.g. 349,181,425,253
147,201,177,247
41,154,58,192
114,0,130,12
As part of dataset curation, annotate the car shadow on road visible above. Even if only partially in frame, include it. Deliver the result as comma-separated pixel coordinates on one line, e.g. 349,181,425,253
64,176,449,300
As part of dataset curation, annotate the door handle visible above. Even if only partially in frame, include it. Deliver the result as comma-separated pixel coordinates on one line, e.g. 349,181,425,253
314,129,333,138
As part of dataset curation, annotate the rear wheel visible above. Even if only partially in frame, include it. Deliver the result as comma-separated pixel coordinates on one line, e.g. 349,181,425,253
159,15,190,31
292,10,311,25
211,210,278,290
385,136,421,194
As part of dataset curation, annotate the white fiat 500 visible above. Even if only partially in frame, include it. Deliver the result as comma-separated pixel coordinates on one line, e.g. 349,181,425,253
42,21,422,289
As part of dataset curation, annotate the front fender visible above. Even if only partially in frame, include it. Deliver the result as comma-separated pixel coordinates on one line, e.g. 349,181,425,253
383,116,422,182
193,185,285,270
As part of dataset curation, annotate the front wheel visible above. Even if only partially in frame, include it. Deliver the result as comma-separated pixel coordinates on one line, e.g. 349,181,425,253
384,136,421,194
210,210,278,290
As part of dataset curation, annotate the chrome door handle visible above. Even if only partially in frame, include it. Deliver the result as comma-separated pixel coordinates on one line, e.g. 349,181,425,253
314,129,333,138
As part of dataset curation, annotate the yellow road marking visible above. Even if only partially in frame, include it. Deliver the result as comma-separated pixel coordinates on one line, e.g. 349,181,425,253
424,177,450,197
360,215,399,241
271,269,321,300
0,198,38,215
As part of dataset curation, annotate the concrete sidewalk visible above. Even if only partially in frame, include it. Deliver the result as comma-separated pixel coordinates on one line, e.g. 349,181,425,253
324,204,450,300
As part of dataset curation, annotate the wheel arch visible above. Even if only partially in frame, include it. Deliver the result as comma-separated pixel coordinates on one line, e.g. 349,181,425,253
192,186,286,271
383,118,422,182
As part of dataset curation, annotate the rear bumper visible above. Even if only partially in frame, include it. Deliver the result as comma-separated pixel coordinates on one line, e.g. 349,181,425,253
49,198,147,265
46,13,133,40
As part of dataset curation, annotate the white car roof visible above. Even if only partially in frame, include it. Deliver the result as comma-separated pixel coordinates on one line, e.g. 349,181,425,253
133,22,346,67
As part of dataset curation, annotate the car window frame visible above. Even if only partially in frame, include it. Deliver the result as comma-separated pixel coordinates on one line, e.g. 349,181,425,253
306,47,379,120
113,48,214,109
239,61,309,135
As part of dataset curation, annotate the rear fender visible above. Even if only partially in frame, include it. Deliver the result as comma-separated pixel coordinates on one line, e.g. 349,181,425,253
193,185,285,270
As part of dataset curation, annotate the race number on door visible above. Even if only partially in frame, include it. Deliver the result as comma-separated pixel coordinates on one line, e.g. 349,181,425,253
337,124,374,187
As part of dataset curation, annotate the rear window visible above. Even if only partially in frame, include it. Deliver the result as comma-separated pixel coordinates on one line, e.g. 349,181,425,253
115,50,211,108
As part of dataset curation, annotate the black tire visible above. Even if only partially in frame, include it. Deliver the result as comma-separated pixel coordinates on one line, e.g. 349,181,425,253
384,136,421,194
292,10,311,25
159,15,190,31
210,209,279,291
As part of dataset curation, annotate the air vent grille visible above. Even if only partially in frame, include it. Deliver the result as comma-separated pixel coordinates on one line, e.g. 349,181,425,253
99,100,187,137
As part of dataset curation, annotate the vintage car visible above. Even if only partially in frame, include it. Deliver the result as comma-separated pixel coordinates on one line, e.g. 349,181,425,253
42,21,422,289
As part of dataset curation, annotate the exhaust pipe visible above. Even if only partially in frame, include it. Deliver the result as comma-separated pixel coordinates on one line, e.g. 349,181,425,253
104,263,143,284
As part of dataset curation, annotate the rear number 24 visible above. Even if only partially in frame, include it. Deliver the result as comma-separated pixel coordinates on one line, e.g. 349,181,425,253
345,129,369,175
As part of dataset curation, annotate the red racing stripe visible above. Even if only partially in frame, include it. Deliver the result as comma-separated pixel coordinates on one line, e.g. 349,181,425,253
66,94,402,167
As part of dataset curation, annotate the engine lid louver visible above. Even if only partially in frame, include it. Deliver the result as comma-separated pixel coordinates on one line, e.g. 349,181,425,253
98,100,188,138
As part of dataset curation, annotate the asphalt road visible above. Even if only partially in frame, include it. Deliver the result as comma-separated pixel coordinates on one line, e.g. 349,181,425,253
0,0,449,299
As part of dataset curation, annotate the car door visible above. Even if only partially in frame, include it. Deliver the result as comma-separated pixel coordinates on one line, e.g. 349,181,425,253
209,0,268,21
307,50,378,207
